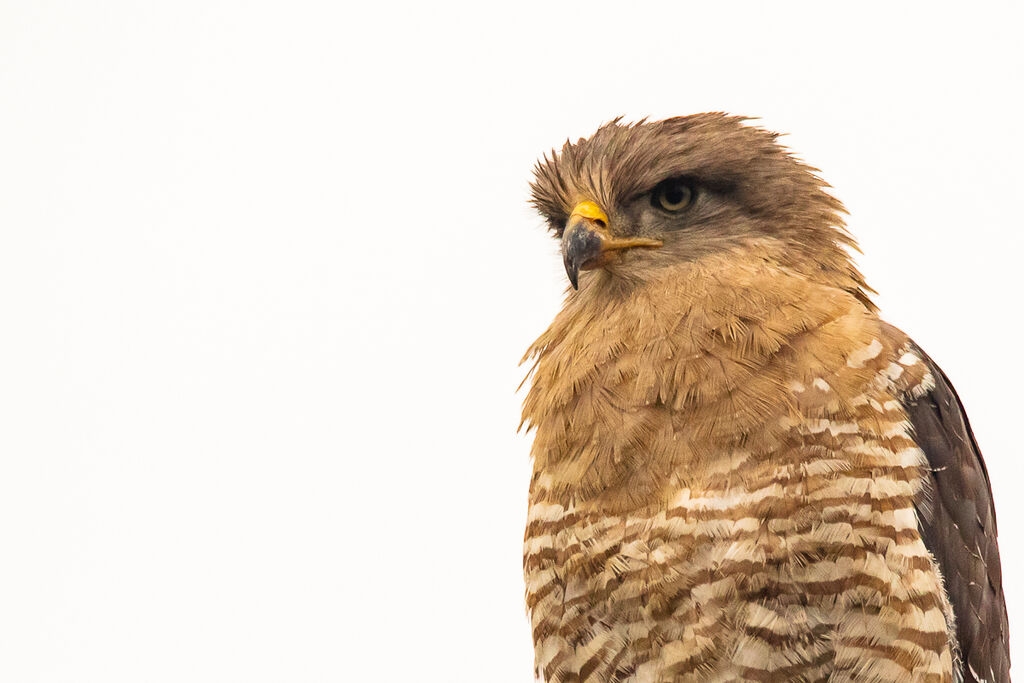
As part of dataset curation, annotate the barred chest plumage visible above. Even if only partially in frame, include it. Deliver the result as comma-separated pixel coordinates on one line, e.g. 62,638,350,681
521,250,956,682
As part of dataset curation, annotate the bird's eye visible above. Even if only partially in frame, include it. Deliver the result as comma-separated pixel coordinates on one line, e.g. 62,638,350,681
652,178,695,212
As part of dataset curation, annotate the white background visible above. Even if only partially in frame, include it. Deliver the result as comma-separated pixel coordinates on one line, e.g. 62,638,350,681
1,2,1021,681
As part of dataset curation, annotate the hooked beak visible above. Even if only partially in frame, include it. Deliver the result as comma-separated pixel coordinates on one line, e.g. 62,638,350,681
561,201,662,289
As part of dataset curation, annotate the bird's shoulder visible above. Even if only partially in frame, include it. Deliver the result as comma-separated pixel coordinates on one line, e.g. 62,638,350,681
880,322,1010,683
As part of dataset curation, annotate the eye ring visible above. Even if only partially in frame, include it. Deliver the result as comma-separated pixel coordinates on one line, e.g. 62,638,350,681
652,178,695,212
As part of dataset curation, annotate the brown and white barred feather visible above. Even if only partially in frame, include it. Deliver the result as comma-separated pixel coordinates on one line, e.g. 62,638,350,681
521,246,1003,682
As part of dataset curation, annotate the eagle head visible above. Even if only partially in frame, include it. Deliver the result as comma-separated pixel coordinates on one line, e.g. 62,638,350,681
530,113,869,305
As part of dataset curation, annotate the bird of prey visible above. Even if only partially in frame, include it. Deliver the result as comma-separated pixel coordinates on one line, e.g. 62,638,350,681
521,114,1008,682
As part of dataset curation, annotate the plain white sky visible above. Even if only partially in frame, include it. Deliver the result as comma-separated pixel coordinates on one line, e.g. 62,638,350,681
1,2,1022,681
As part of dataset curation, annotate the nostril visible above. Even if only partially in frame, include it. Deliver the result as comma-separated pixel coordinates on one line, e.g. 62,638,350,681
594,219,607,229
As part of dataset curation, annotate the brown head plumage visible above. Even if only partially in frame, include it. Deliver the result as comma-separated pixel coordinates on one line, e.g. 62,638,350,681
530,114,873,307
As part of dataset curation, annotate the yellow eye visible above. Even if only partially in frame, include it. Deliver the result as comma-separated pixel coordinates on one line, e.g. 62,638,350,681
653,179,695,212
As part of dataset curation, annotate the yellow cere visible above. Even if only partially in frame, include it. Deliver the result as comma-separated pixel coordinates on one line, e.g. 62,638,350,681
569,201,609,224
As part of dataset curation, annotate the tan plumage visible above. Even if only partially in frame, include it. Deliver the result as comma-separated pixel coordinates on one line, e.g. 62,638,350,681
521,115,1007,682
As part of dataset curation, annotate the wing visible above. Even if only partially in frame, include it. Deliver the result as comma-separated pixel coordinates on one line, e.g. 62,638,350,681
902,342,1010,682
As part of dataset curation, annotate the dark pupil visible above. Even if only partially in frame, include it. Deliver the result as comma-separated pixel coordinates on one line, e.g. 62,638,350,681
665,185,685,205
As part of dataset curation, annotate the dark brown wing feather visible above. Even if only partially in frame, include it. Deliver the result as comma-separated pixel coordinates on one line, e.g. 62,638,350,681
903,342,1010,682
